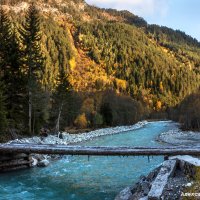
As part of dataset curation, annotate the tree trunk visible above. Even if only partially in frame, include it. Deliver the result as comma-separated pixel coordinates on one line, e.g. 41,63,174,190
29,90,32,135
32,109,35,135
55,102,63,133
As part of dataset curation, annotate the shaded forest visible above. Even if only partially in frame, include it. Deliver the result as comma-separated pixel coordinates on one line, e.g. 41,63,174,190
168,90,200,131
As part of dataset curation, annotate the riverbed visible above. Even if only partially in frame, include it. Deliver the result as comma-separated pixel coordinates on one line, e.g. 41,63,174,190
0,121,178,200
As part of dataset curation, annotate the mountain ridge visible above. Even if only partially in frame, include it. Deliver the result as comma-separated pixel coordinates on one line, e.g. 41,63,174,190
2,0,200,109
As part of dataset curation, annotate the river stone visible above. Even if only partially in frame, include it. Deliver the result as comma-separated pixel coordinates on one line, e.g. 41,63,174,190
31,157,38,166
185,182,193,187
37,159,50,167
141,181,150,195
115,187,132,200
139,197,148,200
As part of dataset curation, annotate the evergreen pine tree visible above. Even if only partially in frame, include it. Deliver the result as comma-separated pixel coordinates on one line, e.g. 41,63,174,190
0,81,7,132
0,6,25,129
0,6,12,78
6,28,26,128
19,3,45,134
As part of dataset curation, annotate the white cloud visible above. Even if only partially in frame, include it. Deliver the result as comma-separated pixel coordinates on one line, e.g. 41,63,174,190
85,0,169,18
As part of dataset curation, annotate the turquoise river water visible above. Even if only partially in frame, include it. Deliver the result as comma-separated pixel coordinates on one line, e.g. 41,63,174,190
0,121,177,200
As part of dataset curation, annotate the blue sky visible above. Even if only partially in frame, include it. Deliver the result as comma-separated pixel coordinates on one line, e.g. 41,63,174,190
85,0,200,41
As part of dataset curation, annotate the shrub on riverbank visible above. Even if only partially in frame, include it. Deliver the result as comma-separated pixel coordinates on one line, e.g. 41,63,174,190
168,90,200,131
74,113,88,129
178,91,200,131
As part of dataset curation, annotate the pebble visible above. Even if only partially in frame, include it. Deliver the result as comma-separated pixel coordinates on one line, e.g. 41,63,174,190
185,182,193,187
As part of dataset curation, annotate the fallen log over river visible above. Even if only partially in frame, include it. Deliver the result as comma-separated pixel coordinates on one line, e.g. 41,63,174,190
1,143,200,156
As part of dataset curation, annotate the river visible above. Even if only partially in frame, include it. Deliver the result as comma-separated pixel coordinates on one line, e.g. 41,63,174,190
0,121,177,200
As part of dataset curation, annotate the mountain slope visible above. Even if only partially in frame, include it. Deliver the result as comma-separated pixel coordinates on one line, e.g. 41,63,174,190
2,0,200,110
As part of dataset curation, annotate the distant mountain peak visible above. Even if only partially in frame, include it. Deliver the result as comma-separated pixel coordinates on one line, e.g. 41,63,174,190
2,0,86,14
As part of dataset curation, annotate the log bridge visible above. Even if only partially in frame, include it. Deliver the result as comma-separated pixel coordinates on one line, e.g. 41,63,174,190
1,143,200,172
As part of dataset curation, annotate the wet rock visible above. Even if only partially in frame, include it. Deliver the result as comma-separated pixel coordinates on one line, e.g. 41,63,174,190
139,176,146,182
31,157,38,166
40,128,49,137
37,159,50,167
141,181,150,195
51,154,63,160
130,183,139,193
34,154,46,161
115,187,132,200
118,165,161,200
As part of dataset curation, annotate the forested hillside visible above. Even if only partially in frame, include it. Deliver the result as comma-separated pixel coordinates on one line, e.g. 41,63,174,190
0,0,200,140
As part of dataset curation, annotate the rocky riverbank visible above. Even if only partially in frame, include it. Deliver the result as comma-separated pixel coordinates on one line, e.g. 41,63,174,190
115,155,200,200
6,121,148,167
157,128,200,146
